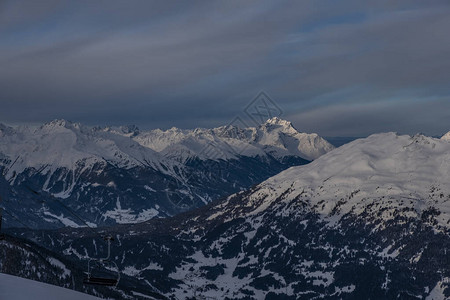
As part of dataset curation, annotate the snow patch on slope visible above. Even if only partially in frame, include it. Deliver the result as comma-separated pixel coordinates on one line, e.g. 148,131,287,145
426,278,449,300
102,198,159,224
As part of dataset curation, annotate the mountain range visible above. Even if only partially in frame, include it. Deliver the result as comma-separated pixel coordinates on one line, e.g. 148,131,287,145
3,131,450,299
0,117,333,229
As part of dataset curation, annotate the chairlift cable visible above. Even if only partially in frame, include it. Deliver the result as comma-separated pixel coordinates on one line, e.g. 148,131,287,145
22,186,124,287
0,180,123,288
24,185,122,287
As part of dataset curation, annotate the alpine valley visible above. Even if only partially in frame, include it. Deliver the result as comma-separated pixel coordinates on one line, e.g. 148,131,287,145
2,131,450,299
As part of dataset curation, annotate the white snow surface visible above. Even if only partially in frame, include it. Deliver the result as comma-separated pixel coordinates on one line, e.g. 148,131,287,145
102,198,159,223
0,119,165,179
180,132,450,298
441,131,450,141
0,273,101,300
132,117,334,161
209,132,450,231
0,118,333,179
426,278,449,300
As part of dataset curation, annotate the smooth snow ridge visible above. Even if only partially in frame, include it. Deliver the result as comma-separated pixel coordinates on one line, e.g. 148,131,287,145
210,132,450,231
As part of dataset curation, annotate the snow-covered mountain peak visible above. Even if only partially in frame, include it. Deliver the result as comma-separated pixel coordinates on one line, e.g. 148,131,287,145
0,118,334,226
441,131,450,141
168,126,183,133
40,119,80,130
132,119,333,161
120,124,139,134
273,132,447,185
261,117,297,134
249,118,334,160
0,118,333,181
44,119,70,126
238,132,450,230
37,120,96,138
213,125,250,140
0,119,167,179
100,124,140,137
408,133,437,147
265,116,292,126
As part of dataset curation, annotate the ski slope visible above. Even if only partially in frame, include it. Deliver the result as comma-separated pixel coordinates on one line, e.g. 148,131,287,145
0,273,101,300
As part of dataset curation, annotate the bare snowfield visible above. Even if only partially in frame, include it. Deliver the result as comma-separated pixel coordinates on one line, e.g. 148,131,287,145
0,273,101,300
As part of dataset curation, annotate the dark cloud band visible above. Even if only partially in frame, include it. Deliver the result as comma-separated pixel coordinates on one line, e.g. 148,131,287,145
0,0,449,136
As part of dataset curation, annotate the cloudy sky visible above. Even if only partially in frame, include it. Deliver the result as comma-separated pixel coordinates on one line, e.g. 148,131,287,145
1,0,450,136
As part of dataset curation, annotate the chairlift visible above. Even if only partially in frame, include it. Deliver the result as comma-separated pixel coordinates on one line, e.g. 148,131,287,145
83,236,120,287
9,184,120,286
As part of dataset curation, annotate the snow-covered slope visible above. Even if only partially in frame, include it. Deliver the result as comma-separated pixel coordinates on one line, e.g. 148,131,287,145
0,118,333,228
0,118,332,178
231,132,450,230
0,119,165,179
133,117,334,162
441,131,450,141
252,117,334,160
26,132,450,299
0,273,101,300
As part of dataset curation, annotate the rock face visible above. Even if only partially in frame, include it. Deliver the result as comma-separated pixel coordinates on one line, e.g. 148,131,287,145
0,118,333,228
13,132,450,299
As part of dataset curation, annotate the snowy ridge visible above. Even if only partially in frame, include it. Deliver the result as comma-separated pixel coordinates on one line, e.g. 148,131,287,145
0,118,333,228
24,132,450,299
254,117,334,160
211,132,450,230
163,132,450,298
0,119,167,179
0,118,332,176
133,116,334,162
440,131,450,141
